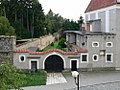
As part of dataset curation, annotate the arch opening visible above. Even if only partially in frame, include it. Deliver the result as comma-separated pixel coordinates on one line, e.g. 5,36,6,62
45,55,64,72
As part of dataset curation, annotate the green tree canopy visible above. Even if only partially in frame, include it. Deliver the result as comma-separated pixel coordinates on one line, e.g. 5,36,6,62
0,16,15,35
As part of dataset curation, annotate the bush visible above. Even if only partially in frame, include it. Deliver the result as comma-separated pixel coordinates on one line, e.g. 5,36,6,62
58,38,66,48
0,62,26,90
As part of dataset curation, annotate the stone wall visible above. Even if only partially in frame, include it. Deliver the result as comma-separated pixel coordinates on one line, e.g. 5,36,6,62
38,35,55,50
16,34,55,50
0,36,16,64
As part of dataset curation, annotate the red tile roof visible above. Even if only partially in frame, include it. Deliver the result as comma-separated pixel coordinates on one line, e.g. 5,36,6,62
13,49,29,53
85,0,117,13
13,48,88,55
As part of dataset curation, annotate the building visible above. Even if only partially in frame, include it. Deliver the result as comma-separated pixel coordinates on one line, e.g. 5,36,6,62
13,49,87,72
65,0,120,71
13,0,120,72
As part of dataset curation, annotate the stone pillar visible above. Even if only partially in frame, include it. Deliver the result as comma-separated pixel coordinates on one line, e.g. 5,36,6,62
0,36,16,64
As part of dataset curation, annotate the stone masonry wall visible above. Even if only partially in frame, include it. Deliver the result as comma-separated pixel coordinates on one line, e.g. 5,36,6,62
0,36,16,64
16,34,55,50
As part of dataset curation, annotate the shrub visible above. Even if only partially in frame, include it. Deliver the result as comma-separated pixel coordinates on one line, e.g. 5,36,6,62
58,38,66,48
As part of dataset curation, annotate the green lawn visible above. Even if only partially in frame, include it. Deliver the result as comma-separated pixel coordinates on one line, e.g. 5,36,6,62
22,71,47,87
42,39,66,51
43,41,59,51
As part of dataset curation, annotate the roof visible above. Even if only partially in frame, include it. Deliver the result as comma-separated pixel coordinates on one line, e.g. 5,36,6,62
85,0,117,13
13,48,88,55
85,32,116,35
64,30,84,35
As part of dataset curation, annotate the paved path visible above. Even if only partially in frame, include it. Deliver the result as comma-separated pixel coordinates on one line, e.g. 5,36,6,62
80,81,120,90
22,71,120,90
46,73,67,85
80,71,120,86
22,73,76,90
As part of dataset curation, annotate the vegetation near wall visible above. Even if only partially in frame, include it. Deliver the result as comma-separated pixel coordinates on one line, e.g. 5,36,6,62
0,62,26,90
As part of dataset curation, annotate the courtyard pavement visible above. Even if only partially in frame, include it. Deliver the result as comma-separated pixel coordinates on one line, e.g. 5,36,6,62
22,71,120,90
46,73,67,85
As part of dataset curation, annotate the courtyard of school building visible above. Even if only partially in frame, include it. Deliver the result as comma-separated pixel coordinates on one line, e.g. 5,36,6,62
22,71,120,90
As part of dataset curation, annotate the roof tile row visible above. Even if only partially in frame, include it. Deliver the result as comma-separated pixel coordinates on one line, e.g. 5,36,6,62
13,48,88,55
85,0,117,13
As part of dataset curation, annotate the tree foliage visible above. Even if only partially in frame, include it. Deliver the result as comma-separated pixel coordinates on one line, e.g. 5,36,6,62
78,15,84,31
0,62,26,90
0,0,46,39
0,16,15,35
63,19,79,30
0,0,84,39
45,9,64,34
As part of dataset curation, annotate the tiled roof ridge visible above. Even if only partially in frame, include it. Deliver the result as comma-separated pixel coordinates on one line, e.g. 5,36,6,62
85,0,117,13
13,48,88,55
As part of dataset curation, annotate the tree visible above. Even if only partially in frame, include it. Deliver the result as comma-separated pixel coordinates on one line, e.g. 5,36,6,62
0,16,15,35
46,9,64,34
0,62,26,90
33,2,46,37
78,16,84,31
63,19,79,30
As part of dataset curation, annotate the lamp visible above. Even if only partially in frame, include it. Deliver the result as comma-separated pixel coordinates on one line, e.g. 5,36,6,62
72,71,80,90
100,50,105,56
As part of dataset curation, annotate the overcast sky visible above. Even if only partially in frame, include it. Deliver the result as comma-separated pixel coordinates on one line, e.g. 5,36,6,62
38,0,91,21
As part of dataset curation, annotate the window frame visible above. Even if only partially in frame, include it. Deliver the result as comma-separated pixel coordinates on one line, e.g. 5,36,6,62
19,55,26,62
106,42,113,47
81,53,89,63
92,42,99,47
106,53,113,62
29,59,39,69
93,54,98,61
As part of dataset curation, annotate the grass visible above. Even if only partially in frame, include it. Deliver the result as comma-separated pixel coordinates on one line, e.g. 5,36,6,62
41,41,59,51
22,71,47,87
41,40,66,51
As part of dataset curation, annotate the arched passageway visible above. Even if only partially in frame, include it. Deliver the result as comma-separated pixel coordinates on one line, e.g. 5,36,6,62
45,55,64,72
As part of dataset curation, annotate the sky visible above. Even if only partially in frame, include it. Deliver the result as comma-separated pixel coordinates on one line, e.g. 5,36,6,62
38,0,91,21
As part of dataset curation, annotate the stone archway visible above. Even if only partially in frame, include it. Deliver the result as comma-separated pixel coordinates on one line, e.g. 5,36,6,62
45,55,64,72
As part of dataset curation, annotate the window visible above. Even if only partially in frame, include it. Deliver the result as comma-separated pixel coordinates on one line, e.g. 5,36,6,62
106,42,113,47
81,53,88,63
92,42,99,47
106,53,113,62
93,54,98,61
19,55,26,62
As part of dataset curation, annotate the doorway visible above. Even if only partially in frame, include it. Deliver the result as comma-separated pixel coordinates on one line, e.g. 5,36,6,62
31,61,37,72
71,60,77,71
